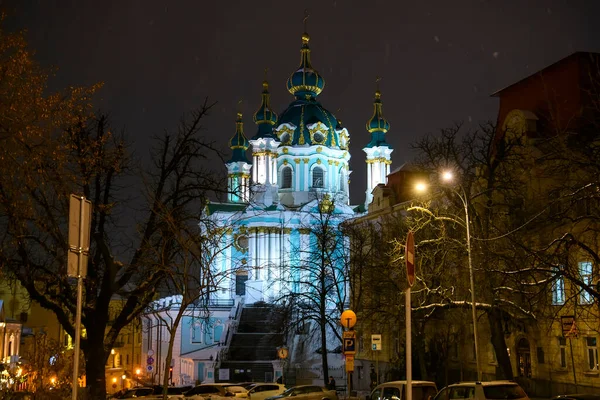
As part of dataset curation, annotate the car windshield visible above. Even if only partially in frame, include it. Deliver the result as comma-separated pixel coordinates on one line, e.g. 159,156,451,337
483,385,527,399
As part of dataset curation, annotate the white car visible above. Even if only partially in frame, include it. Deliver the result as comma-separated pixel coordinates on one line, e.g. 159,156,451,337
370,381,438,400
184,384,248,400
434,381,529,400
237,383,286,400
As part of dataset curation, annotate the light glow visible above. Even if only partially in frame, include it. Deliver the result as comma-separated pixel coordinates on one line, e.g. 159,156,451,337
112,377,117,383
442,170,454,182
415,182,428,193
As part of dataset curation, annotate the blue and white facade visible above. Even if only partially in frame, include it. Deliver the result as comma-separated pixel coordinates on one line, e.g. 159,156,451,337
142,29,393,387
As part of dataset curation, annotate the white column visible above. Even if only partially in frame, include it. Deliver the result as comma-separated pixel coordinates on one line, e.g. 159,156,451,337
304,160,310,190
248,229,256,280
272,158,278,185
257,228,265,280
295,161,301,190
265,155,270,184
367,162,372,192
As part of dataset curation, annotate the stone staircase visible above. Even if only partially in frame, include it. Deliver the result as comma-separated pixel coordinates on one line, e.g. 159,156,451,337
219,304,284,382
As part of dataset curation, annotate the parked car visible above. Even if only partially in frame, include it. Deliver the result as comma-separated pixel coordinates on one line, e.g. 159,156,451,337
264,385,337,400
552,395,600,400
236,383,286,400
111,387,156,399
434,381,529,400
147,385,194,399
184,383,248,400
370,380,438,400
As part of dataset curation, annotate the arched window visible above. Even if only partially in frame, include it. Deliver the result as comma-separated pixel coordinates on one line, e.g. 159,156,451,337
338,170,346,193
281,166,292,189
312,167,324,188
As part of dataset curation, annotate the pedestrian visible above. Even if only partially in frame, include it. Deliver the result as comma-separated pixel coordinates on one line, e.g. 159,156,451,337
328,376,336,391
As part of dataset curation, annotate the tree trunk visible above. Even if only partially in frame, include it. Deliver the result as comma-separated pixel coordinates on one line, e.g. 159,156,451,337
85,343,108,400
320,315,329,387
487,308,513,380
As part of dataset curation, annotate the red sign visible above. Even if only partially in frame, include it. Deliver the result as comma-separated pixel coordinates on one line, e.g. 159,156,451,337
406,231,415,286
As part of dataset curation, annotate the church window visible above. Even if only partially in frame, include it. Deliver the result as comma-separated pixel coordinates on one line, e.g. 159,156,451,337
281,166,292,189
313,132,325,143
312,168,324,188
192,322,203,344
338,171,346,193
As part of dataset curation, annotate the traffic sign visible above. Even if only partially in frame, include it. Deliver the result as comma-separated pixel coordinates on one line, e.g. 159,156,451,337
371,334,382,350
343,331,356,354
147,349,154,356
146,365,154,372
147,357,154,365
406,231,415,286
345,354,354,372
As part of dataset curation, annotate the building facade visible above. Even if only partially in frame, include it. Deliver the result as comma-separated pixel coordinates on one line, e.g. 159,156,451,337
139,28,395,388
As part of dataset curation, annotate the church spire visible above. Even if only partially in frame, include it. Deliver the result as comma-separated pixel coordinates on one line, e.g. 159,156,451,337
286,11,325,99
226,109,251,203
363,78,393,210
252,74,278,140
365,77,391,148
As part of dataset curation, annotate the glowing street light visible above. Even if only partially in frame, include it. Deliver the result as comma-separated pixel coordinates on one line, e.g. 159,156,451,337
415,171,482,381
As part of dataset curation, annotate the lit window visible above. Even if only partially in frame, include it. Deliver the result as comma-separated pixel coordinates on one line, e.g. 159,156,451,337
312,168,324,188
558,337,567,368
281,166,292,189
552,268,565,305
579,261,593,304
586,337,598,370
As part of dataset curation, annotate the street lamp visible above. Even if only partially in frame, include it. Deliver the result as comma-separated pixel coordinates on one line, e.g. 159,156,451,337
111,349,116,368
415,171,482,381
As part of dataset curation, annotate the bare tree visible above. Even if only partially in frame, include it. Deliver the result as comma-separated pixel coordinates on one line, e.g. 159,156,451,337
0,23,226,399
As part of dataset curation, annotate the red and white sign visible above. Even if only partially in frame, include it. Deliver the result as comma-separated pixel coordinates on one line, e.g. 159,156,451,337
406,231,415,286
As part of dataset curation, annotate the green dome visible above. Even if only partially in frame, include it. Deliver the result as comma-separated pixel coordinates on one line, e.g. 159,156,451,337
365,90,392,149
276,97,340,147
252,80,278,140
286,33,325,99
227,112,251,163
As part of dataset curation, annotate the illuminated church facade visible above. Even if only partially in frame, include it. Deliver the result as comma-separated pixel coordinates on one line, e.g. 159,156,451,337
141,28,394,387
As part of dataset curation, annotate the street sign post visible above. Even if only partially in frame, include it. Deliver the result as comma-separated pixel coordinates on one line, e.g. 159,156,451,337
371,334,382,350
68,194,92,400
405,231,415,400
343,330,356,354
345,355,354,372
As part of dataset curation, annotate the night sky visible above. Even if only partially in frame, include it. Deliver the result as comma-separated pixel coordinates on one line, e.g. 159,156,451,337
4,0,600,205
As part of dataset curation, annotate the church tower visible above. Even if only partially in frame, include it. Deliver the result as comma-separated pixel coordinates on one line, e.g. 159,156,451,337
274,31,351,207
363,85,392,208
226,112,251,203
249,79,280,207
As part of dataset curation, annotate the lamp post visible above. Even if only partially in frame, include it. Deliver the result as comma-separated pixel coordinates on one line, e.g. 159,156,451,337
111,349,116,368
416,171,482,381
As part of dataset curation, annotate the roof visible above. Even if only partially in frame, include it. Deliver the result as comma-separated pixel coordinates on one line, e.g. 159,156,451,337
205,202,247,215
491,52,600,96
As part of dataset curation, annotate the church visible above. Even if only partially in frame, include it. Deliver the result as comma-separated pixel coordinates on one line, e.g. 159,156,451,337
141,26,394,387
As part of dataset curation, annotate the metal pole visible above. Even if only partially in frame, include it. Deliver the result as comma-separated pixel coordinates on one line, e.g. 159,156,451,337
569,338,577,393
375,350,379,386
406,287,412,400
464,196,482,381
72,197,85,400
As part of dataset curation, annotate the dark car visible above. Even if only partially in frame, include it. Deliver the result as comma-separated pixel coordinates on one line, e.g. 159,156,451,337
552,395,600,400
265,385,337,400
